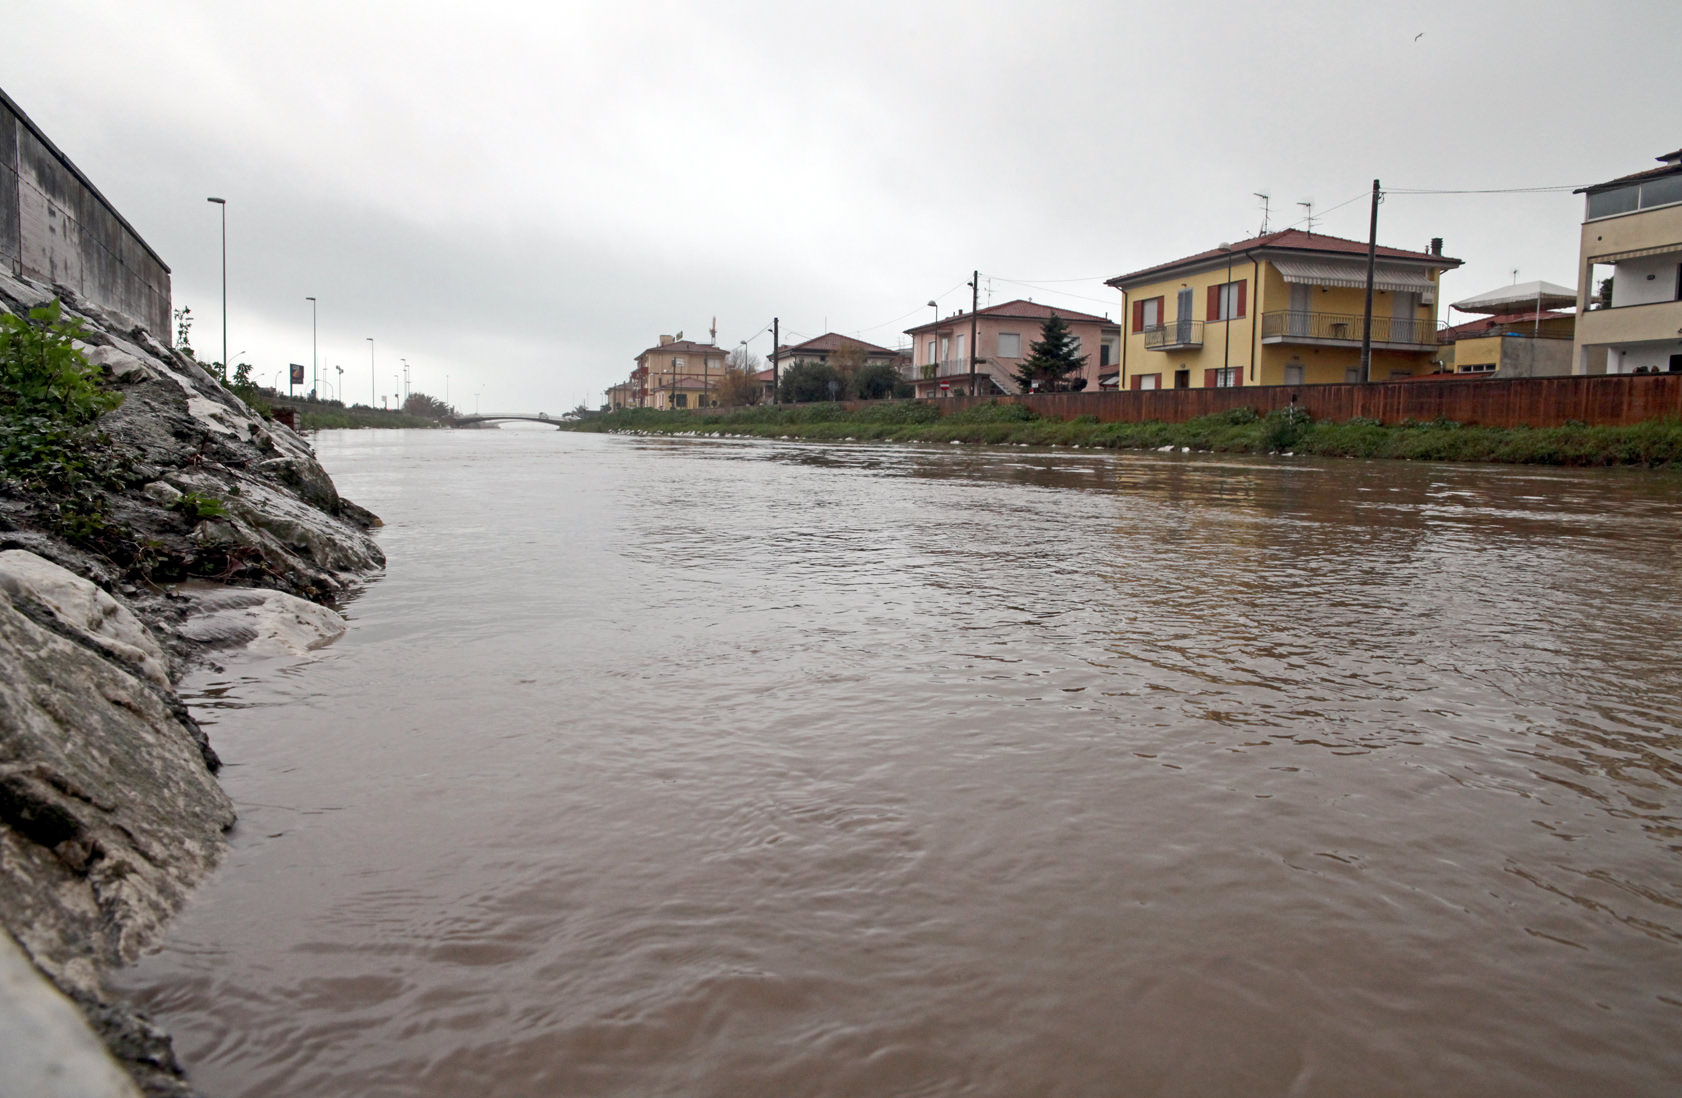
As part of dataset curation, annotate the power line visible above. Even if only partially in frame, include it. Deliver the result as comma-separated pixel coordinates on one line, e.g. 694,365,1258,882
1386,184,1586,194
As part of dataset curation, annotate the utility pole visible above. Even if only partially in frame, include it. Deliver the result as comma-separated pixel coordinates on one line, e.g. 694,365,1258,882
366,337,375,407
771,317,780,404
1360,178,1380,383
969,270,980,396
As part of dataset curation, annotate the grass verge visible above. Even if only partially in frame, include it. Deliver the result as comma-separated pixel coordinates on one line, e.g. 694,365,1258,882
563,402,1682,468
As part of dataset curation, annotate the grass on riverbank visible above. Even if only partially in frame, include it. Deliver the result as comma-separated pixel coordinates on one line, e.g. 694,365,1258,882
565,402,1682,468
293,404,441,430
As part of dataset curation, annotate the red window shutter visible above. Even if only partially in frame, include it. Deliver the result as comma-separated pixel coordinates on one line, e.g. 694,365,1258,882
1207,284,1220,320
1236,280,1247,318
1231,368,1242,387
1132,299,1145,333
1203,369,1218,388
1131,374,1142,390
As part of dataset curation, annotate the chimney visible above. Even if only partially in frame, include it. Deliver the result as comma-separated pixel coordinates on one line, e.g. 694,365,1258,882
659,334,674,346
1430,237,1444,256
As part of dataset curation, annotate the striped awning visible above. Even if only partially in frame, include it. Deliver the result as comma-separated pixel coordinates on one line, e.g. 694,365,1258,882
1587,242,1682,264
1271,256,1438,297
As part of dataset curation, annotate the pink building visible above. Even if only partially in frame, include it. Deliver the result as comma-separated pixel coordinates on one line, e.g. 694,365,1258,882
903,300,1121,397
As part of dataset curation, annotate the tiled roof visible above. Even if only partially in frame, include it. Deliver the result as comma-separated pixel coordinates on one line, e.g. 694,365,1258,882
1438,310,1574,342
774,332,898,358
1106,229,1459,288
1577,148,1682,194
635,339,726,360
906,298,1116,335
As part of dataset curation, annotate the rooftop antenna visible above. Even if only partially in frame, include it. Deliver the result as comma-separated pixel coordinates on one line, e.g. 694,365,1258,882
1254,192,1271,234
710,316,717,344
986,276,994,307
1511,268,1519,285
1297,200,1315,235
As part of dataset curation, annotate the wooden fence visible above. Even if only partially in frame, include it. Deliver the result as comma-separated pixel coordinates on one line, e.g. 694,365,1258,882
890,375,1682,429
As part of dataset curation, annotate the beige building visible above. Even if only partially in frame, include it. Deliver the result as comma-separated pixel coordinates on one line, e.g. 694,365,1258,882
621,336,728,409
1106,229,1460,388
1572,147,1682,375
903,300,1120,397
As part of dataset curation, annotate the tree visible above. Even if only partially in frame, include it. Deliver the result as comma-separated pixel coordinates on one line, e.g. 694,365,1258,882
1013,312,1088,393
779,360,846,403
853,361,911,400
403,391,455,420
715,347,765,407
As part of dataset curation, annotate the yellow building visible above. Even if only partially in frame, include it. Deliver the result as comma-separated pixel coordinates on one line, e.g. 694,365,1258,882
1105,229,1461,389
627,336,728,410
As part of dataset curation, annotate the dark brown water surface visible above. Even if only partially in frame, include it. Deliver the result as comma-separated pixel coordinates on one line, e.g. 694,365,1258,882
119,429,1682,1097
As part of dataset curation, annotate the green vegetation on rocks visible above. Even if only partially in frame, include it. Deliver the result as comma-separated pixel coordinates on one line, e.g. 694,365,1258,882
566,400,1682,468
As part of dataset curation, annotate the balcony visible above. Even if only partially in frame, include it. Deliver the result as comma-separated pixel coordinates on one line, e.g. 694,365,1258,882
1143,321,1203,351
1261,310,1437,350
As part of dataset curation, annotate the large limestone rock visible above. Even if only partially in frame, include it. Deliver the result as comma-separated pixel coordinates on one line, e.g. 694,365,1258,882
0,930,143,1098
0,553,235,1000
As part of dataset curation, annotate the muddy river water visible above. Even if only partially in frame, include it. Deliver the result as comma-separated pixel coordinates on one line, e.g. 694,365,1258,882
119,428,1682,1096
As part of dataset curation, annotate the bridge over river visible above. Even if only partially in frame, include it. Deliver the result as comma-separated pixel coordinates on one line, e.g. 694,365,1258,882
452,412,571,429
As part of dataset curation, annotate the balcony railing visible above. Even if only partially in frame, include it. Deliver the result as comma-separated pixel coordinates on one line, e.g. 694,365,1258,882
1143,321,1204,350
1261,310,1436,347
904,358,982,380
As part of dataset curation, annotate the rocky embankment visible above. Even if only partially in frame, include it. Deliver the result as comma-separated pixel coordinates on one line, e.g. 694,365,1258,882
0,270,384,1096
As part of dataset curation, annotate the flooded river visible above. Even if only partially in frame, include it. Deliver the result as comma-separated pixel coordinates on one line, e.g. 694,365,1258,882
120,428,1682,1097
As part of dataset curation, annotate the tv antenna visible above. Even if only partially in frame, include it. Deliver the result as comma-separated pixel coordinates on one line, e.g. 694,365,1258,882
1297,199,1315,234
1254,192,1271,234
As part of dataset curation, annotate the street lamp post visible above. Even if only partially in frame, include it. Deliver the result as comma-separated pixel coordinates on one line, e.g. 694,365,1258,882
927,300,939,385
366,337,375,408
335,365,344,405
206,198,226,371
305,297,317,397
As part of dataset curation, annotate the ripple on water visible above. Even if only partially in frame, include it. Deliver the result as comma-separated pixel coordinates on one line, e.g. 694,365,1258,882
114,434,1682,1098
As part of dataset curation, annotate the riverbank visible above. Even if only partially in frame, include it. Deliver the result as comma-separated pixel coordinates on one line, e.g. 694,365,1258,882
1,271,384,1095
569,402,1682,468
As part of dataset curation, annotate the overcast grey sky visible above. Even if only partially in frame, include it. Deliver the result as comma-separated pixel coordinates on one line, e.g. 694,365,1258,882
6,0,1678,410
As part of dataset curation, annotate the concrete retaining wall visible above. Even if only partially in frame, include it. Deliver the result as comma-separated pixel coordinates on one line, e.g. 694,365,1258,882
0,87,171,339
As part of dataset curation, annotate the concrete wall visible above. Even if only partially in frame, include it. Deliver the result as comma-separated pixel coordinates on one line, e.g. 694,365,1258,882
0,88,171,338
1610,251,1682,308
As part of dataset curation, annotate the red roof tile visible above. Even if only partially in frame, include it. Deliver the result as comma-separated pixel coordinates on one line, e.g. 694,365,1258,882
905,298,1116,335
1438,310,1574,342
1106,229,1460,288
772,332,900,360
635,339,726,360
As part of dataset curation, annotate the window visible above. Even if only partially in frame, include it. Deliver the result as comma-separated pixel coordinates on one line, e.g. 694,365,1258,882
1208,280,1247,320
1100,340,1116,367
1132,373,1160,390
927,339,937,365
956,335,966,362
997,332,1021,358
1203,367,1240,388
1132,296,1164,332
940,337,950,362
673,393,688,408
674,357,685,368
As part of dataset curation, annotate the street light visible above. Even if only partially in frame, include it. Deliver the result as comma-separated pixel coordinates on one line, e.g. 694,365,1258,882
305,296,317,397
335,364,344,406
206,198,226,372
366,337,375,408
927,299,939,383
